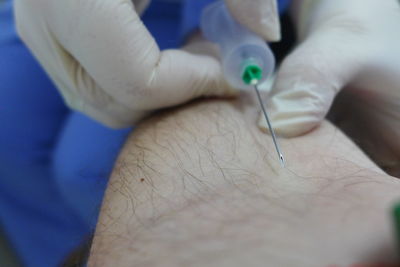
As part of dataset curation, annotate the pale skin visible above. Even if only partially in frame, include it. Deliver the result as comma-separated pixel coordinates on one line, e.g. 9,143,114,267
88,91,400,267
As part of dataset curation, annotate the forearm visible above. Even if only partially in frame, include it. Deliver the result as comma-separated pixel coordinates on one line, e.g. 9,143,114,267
89,97,400,266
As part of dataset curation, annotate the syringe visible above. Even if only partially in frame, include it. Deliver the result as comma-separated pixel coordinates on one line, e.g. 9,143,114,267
201,1,285,167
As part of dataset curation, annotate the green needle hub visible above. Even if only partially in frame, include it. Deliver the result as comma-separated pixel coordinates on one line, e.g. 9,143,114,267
242,65,262,85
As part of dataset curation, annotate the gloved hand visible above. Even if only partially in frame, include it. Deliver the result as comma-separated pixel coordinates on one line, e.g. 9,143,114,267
260,0,400,153
14,0,281,128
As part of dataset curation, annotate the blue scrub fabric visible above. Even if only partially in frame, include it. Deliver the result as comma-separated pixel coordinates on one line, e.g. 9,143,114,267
0,1,131,266
0,0,290,266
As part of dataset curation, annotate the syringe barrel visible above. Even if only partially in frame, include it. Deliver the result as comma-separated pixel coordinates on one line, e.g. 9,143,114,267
201,1,275,89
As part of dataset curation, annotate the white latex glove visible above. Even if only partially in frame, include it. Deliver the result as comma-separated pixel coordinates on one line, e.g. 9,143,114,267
260,0,400,152
14,0,280,128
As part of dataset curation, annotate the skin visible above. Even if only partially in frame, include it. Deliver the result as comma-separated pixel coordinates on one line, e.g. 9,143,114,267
88,92,400,267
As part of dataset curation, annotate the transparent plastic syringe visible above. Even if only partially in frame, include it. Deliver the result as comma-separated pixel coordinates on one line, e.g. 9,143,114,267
200,0,275,89
201,1,285,167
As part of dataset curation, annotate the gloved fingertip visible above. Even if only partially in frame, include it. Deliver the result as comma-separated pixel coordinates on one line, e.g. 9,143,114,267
225,0,282,42
133,0,151,15
258,112,321,138
202,76,240,98
258,88,330,138
260,65,340,137
258,13,282,42
218,83,240,98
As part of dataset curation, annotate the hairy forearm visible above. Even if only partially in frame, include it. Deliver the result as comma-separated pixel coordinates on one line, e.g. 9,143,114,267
89,97,400,266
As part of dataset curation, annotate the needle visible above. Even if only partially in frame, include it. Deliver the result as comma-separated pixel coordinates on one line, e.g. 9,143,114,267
251,80,285,167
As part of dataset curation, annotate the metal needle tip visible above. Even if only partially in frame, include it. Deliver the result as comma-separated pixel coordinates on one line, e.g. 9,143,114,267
279,154,285,168
253,83,285,168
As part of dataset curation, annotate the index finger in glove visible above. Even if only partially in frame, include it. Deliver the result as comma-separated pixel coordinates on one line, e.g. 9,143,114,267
224,0,281,41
